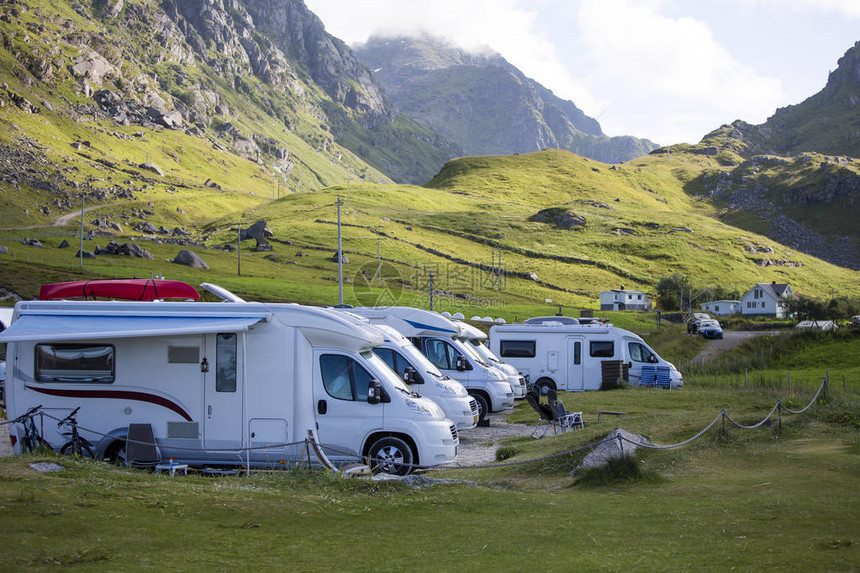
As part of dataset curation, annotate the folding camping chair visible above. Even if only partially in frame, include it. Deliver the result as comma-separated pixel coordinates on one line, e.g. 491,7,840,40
125,423,162,469
655,366,672,388
639,364,657,387
525,392,556,438
547,389,584,432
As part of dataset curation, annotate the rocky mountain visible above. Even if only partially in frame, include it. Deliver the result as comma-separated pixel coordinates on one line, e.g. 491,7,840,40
706,41,860,159
655,41,860,270
353,34,659,163
0,0,457,186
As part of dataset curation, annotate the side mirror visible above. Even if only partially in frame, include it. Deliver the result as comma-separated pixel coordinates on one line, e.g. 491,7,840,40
455,355,468,371
648,355,658,363
403,366,421,385
367,379,382,404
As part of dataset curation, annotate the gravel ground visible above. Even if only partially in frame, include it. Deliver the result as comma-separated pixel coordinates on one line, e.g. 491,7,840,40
450,411,535,467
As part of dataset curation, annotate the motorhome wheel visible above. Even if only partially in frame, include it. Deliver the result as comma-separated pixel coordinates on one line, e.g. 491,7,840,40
367,437,414,476
535,378,556,396
106,441,128,467
470,393,489,423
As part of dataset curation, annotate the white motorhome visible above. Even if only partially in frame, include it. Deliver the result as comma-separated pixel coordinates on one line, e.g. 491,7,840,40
455,320,527,398
0,299,459,475
0,307,11,388
367,324,478,430
489,319,683,392
345,307,515,422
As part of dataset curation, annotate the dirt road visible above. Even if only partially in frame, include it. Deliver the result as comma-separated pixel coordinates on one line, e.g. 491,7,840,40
692,330,782,363
0,203,115,231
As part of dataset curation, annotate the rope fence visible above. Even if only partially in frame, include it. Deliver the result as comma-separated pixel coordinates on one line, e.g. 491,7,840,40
0,376,835,475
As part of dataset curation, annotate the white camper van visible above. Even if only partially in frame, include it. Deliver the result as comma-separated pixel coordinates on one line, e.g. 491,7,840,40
0,299,458,475
455,320,527,398
368,324,478,430
489,319,683,392
346,307,515,422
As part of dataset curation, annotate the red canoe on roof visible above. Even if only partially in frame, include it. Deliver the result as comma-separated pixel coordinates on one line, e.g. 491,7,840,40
39,279,200,301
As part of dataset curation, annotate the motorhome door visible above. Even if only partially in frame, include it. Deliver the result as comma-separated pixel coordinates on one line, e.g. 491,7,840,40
566,337,585,391
312,351,383,460
203,333,243,449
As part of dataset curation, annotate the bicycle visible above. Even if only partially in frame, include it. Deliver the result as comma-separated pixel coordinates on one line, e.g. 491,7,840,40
57,406,95,458
11,405,50,453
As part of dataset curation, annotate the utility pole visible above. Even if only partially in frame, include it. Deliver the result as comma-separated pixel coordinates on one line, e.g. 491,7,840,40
498,249,502,292
377,238,381,286
337,198,343,305
491,248,496,289
79,193,84,268
429,272,434,311
237,224,241,276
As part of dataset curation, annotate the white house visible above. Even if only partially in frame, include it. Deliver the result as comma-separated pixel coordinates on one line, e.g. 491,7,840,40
599,287,652,311
699,300,741,316
740,283,795,318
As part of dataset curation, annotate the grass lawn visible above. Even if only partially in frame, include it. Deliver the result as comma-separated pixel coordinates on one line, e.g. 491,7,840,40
1,381,857,571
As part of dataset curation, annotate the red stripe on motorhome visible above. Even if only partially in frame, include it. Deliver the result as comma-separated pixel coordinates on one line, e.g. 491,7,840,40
26,386,193,421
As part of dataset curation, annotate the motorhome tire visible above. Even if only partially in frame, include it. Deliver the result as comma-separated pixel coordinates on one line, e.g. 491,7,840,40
106,440,129,466
60,441,94,458
471,393,489,423
367,437,414,476
535,378,556,396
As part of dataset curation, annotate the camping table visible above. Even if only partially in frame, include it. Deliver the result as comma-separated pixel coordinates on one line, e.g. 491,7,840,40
155,463,189,476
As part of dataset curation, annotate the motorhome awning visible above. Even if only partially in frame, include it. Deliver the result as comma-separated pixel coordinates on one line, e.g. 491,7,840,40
0,314,268,343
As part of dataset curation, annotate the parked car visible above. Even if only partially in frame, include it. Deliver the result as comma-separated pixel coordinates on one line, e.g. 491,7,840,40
699,319,723,339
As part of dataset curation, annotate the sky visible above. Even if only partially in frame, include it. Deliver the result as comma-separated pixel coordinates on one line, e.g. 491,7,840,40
303,0,860,146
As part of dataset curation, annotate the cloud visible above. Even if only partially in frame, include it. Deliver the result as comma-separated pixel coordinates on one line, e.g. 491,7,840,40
306,1,602,109
574,0,785,143
742,0,860,18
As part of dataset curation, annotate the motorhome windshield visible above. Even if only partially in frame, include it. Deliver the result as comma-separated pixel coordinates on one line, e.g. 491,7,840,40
457,339,490,367
470,340,502,364
362,351,413,394
397,341,445,379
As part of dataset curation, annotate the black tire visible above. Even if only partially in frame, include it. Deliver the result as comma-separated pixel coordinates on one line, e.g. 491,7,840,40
367,437,414,476
535,378,556,396
470,392,489,423
22,435,50,454
60,441,94,458
106,440,128,467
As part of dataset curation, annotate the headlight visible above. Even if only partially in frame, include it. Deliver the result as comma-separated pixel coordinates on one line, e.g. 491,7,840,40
405,398,435,417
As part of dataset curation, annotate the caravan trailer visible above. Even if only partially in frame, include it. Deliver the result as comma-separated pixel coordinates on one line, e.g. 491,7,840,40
455,320,527,398
345,307,516,422
0,299,458,474
489,319,683,392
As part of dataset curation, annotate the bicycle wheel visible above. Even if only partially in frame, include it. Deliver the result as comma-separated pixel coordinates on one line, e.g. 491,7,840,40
60,441,94,458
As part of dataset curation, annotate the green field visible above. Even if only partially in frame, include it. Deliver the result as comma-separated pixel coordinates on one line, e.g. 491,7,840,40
1,375,857,571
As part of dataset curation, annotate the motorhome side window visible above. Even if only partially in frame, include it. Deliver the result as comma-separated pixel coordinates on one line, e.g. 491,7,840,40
216,333,237,392
499,340,536,358
35,344,115,383
589,341,614,358
424,339,454,370
628,342,656,363
374,348,416,381
320,354,373,402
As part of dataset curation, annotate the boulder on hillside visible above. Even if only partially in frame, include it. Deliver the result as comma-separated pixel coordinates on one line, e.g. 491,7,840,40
172,249,209,269
94,240,153,259
139,162,164,176
330,252,350,264
240,220,274,251
530,207,586,230
58,239,70,248
572,429,649,475
0,245,7,255
75,249,96,259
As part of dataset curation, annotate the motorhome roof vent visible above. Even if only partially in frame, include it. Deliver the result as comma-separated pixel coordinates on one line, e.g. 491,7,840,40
523,316,580,325
452,312,465,320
